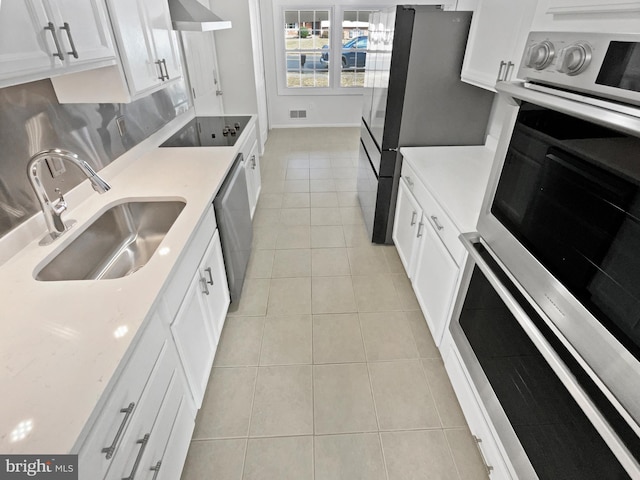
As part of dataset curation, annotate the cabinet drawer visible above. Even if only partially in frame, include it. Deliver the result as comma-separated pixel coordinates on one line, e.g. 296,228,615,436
104,340,177,480
442,337,512,480
78,315,165,480
401,163,465,266
163,207,217,320
136,371,195,480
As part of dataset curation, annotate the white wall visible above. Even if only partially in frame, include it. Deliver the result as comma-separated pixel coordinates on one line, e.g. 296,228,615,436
213,0,259,115
259,0,476,128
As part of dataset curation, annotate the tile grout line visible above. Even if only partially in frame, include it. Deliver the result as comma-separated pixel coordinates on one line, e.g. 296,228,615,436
239,292,267,478
443,428,466,480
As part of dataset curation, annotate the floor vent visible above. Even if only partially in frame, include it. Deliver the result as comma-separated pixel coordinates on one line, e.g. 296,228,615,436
290,110,307,119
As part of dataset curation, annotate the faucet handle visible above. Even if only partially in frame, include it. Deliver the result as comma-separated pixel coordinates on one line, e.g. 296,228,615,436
52,188,67,215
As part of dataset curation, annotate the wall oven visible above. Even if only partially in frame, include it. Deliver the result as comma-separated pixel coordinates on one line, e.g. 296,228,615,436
448,31,640,479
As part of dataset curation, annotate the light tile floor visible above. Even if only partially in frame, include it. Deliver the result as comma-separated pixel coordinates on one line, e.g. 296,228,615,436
180,128,489,480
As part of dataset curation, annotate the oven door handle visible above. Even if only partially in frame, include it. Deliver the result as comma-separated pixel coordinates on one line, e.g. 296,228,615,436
458,232,640,476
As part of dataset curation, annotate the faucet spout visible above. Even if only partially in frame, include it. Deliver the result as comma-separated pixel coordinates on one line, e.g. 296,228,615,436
27,149,111,245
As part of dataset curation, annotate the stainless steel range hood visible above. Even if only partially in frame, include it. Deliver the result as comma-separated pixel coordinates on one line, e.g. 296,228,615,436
168,0,232,32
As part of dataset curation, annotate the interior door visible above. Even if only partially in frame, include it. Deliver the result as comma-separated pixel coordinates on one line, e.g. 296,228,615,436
182,30,225,116
249,0,269,153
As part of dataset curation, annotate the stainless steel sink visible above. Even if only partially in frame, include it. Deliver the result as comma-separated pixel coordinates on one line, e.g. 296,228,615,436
35,200,186,281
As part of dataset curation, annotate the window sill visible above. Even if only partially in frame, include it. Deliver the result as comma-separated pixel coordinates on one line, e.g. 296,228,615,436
276,86,365,96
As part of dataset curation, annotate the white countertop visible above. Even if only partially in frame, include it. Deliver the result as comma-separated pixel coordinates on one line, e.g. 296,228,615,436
0,113,255,454
399,145,497,233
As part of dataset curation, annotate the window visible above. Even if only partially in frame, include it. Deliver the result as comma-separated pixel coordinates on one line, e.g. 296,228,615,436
284,9,330,88
278,6,373,93
340,10,372,88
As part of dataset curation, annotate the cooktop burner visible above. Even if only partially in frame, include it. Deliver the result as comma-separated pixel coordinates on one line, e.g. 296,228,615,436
160,116,251,147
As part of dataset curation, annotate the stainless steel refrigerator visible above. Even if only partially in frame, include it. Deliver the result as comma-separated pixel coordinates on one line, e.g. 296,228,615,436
358,5,494,244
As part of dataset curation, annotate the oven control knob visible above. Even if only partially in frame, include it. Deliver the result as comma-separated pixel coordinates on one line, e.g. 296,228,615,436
526,40,555,70
557,42,592,76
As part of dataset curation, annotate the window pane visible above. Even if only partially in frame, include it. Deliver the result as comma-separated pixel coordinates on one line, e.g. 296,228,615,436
284,9,330,89
314,10,330,49
284,10,299,50
340,10,371,87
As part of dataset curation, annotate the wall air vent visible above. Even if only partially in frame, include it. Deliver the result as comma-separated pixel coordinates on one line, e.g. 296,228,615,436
289,110,307,119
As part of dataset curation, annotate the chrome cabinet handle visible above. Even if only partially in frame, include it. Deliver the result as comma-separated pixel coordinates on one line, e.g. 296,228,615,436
44,22,64,60
430,215,444,231
102,402,135,459
417,221,425,238
251,155,257,169
60,22,78,58
473,435,494,476
155,60,164,80
205,267,214,285
505,61,514,81
150,461,162,480
405,176,413,189
201,276,210,295
122,434,150,480
161,59,169,80
410,211,417,226
496,60,507,82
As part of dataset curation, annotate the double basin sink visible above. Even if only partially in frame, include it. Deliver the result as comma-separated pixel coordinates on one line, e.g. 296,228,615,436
36,200,186,281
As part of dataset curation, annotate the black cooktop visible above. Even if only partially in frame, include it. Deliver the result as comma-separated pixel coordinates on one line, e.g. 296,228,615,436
160,116,251,147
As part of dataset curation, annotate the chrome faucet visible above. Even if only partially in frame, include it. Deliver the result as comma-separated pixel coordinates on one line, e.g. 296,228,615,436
27,149,111,245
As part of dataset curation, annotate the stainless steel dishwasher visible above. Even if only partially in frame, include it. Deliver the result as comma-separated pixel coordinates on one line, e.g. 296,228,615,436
214,153,253,304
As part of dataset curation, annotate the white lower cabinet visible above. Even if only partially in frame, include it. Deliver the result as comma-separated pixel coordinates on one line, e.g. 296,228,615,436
412,218,460,344
237,122,261,219
78,314,166,480
244,140,261,219
392,179,423,279
394,161,464,345
78,311,195,480
79,207,229,479
171,229,229,408
441,332,512,479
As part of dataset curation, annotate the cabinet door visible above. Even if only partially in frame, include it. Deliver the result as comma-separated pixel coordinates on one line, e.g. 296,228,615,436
244,141,261,219
107,0,160,95
392,179,422,279
142,0,182,81
199,229,230,347
170,269,217,408
0,0,59,85
412,217,460,345
461,0,537,91
48,0,115,66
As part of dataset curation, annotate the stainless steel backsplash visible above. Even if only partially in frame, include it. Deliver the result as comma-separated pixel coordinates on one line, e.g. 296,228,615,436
0,78,190,239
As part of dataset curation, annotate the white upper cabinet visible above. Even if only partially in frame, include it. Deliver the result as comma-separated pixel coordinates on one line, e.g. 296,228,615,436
50,0,183,103
461,0,538,91
532,0,640,32
101,0,182,97
0,0,116,88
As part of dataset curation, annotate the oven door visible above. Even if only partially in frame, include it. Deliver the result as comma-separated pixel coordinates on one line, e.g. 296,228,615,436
477,81,640,439
449,233,640,479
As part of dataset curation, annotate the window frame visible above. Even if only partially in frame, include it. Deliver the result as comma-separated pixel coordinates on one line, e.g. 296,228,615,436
274,2,376,96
